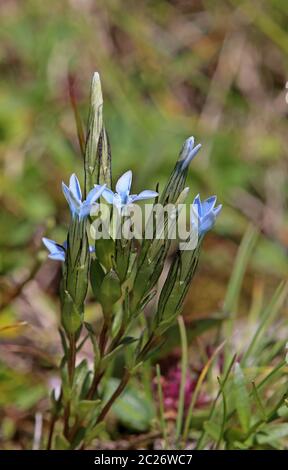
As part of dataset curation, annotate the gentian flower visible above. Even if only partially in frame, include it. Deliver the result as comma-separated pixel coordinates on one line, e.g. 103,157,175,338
62,174,106,219
191,194,222,236
42,238,95,262
94,170,158,210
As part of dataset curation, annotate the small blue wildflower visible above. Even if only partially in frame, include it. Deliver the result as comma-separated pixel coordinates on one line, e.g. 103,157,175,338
62,174,106,219
95,170,158,210
191,194,222,236
180,137,202,170
42,238,66,262
42,238,95,262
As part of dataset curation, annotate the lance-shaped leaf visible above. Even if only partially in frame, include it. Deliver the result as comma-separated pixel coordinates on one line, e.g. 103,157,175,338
84,72,112,195
131,192,189,314
115,238,132,283
233,363,251,433
90,258,105,299
153,243,201,335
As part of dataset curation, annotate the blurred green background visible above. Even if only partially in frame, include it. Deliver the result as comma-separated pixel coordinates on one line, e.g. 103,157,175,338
0,0,288,448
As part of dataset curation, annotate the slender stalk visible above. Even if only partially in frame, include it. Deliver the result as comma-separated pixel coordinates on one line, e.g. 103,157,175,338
196,354,236,449
87,371,105,400
64,334,77,439
156,364,168,449
99,320,109,356
46,414,57,450
46,390,62,450
87,318,110,399
175,316,188,443
183,341,225,444
68,334,76,383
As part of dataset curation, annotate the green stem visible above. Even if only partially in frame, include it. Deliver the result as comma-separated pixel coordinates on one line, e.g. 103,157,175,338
86,319,110,399
46,414,57,450
96,369,130,424
64,334,76,439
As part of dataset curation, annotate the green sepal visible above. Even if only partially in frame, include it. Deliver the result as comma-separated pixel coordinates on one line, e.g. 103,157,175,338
90,258,105,299
96,237,115,271
98,270,122,312
61,290,83,334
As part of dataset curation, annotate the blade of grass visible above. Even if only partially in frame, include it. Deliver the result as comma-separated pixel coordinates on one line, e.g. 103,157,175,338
223,224,258,319
215,377,227,450
252,381,267,422
242,281,288,365
224,361,286,427
196,353,236,449
233,362,251,433
223,225,258,369
175,316,188,443
182,340,226,445
156,364,168,449
68,74,85,158
257,360,286,391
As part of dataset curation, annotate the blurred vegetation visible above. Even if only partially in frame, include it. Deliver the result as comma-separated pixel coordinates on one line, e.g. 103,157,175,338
0,0,288,449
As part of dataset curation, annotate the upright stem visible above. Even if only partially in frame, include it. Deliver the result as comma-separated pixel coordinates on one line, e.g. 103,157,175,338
46,414,57,450
87,371,104,400
68,333,76,383
46,391,63,450
96,369,130,424
99,320,109,356
64,334,76,439
87,318,109,399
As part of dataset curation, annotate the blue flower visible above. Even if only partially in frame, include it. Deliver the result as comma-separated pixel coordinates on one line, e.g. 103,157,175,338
42,238,66,262
180,137,202,170
191,194,222,236
94,170,158,209
62,174,106,219
42,238,95,262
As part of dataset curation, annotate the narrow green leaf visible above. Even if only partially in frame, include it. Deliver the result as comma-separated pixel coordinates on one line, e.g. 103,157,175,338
176,316,188,442
233,363,251,433
224,224,258,318
242,281,288,363
256,424,288,445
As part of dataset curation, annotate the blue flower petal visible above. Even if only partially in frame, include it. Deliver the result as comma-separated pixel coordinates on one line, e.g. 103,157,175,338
62,182,81,216
213,204,222,217
200,212,215,234
69,173,82,202
112,193,123,210
192,194,202,218
202,195,217,214
116,171,132,198
79,202,95,219
86,184,106,205
42,237,65,262
42,237,60,254
191,195,222,236
130,190,158,202
48,252,66,262
181,141,202,170
94,185,115,204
